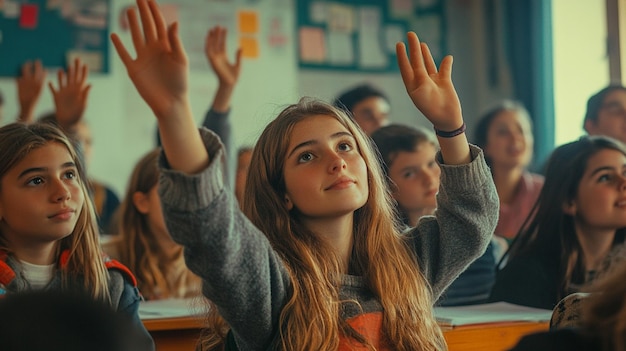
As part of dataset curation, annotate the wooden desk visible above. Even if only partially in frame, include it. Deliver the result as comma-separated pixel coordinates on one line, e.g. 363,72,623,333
144,317,548,351
143,316,204,351
443,321,549,351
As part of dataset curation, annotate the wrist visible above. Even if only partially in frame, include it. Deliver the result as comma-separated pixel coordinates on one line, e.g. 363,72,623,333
434,123,466,138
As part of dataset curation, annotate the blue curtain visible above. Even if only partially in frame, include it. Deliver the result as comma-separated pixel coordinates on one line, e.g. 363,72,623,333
503,0,554,172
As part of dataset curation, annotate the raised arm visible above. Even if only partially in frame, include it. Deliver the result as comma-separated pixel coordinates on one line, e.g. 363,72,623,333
16,60,45,124
396,32,470,165
110,0,208,174
205,25,242,113
48,58,91,130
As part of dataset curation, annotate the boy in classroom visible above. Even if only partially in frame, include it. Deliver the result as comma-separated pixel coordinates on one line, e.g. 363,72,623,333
111,1,498,349
371,124,499,306
333,83,391,136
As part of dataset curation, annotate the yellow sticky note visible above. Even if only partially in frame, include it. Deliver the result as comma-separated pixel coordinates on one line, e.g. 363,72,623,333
239,36,259,58
238,10,258,34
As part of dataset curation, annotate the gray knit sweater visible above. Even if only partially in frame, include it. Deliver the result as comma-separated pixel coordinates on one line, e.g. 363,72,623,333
158,128,498,350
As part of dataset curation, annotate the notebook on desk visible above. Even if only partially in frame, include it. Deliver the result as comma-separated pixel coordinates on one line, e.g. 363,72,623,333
434,302,552,329
139,298,208,320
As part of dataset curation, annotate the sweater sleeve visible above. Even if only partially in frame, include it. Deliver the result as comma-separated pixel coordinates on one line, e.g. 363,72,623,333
202,108,235,188
408,144,499,300
157,127,290,351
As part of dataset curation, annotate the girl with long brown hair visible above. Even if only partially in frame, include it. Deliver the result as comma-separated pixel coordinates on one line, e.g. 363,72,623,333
111,1,498,349
0,122,153,349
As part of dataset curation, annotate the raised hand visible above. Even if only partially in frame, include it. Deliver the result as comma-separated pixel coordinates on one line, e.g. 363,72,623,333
17,60,45,123
396,32,469,165
396,32,462,132
110,0,188,120
111,0,207,174
205,26,242,88
48,58,92,129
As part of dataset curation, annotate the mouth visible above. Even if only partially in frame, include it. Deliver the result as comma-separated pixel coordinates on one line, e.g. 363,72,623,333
617,200,626,208
48,209,76,220
325,177,356,190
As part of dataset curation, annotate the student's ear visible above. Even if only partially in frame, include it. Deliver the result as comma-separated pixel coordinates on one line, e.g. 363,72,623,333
132,191,150,214
562,199,577,216
284,194,293,211
583,119,596,134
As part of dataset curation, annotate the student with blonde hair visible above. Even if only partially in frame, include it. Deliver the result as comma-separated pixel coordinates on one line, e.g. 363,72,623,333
0,122,153,349
111,1,498,349
114,148,202,300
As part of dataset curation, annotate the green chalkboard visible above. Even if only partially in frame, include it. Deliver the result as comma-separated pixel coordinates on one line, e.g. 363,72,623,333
296,0,446,72
0,0,110,77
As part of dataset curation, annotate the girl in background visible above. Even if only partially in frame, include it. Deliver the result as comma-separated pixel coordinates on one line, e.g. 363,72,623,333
0,122,153,349
490,136,626,309
114,148,202,300
474,100,544,241
111,1,498,349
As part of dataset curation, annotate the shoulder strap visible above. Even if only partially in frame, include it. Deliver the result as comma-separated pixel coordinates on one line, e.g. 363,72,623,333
104,257,138,287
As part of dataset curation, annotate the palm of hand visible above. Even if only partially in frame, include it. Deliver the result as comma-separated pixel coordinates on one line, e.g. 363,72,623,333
128,46,188,118
406,74,461,128
209,54,239,86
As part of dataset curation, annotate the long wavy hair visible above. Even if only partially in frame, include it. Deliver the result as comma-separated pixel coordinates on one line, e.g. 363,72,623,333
199,98,445,351
501,136,626,302
116,148,201,300
0,122,109,301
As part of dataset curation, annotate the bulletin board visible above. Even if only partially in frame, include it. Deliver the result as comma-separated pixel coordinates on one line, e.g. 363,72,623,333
297,0,446,72
0,0,110,77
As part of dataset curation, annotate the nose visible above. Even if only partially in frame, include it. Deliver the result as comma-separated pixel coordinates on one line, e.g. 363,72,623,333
423,168,438,188
51,179,71,203
328,152,347,173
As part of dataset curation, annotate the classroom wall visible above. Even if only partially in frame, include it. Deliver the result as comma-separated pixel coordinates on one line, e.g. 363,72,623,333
0,0,610,199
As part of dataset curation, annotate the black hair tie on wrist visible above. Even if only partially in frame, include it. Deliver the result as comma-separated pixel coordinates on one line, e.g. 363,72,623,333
434,123,466,138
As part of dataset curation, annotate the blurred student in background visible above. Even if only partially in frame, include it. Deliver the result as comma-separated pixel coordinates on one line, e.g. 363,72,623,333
114,149,202,300
583,85,626,145
474,100,544,241
333,83,391,135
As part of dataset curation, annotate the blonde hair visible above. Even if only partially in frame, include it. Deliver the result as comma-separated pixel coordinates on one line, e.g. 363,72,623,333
116,148,201,300
200,98,445,351
0,122,109,301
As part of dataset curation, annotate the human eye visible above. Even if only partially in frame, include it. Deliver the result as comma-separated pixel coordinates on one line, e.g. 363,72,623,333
337,141,354,152
26,177,45,186
598,173,612,182
63,169,78,180
402,170,416,179
298,152,315,164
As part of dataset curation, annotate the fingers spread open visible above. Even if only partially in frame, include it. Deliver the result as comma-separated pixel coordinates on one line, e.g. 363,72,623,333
138,0,157,43
168,22,186,61
421,43,438,75
110,33,133,65
148,0,169,48
127,5,144,51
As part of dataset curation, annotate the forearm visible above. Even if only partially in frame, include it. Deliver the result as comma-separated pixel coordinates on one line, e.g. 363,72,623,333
156,100,209,174
211,82,235,113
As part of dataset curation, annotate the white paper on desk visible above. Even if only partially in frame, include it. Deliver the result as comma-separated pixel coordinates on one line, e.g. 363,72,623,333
434,302,552,326
139,298,207,320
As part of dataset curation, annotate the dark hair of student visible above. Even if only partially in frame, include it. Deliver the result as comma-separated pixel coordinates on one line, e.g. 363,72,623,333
332,83,389,114
371,124,437,180
584,85,626,124
499,136,626,301
0,290,151,351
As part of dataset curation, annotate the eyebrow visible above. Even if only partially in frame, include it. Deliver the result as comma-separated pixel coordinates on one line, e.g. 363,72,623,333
589,164,626,177
17,162,77,179
287,131,353,159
